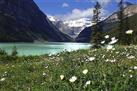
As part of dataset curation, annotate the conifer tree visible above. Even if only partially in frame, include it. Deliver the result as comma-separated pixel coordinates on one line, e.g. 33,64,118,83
124,15,131,45
91,2,102,48
118,0,133,45
117,0,130,45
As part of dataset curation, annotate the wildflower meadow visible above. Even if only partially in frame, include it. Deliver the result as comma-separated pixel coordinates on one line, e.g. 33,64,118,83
0,44,137,91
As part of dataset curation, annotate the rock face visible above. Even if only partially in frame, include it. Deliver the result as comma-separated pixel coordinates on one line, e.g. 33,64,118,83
76,4,137,43
0,0,71,42
105,4,137,24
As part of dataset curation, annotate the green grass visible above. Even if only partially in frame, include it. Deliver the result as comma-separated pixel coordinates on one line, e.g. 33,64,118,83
0,45,137,91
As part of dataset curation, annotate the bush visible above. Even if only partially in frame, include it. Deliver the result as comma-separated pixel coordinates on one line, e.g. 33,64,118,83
0,48,7,55
11,46,18,56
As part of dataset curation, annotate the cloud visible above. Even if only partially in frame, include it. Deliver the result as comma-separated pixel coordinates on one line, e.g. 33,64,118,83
58,8,93,20
62,3,69,7
57,8,109,21
67,8,93,20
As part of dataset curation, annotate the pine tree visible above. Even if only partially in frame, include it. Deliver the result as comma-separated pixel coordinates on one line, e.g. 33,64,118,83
118,0,130,45
124,15,132,45
91,2,102,48
118,0,133,45
118,0,125,44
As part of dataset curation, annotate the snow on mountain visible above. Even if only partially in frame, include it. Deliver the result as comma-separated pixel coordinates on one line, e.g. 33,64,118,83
47,15,92,38
64,18,92,28
63,18,92,38
47,15,59,24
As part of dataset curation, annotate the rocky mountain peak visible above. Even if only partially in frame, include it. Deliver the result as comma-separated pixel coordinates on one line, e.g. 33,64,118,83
105,4,137,23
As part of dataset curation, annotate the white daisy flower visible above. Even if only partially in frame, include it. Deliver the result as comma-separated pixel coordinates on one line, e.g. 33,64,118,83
105,59,116,63
105,35,109,39
101,41,105,44
134,66,137,70
111,37,116,40
85,80,91,85
127,55,135,59
82,69,88,75
130,75,133,78
43,72,46,76
109,39,118,45
60,75,65,80
102,55,105,58
123,74,126,77
88,57,95,61
69,76,77,83
0,78,5,82
106,45,113,50
116,52,119,54
126,30,133,34
84,80,91,87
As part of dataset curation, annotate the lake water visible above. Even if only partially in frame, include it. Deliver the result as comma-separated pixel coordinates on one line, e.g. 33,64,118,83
0,42,91,56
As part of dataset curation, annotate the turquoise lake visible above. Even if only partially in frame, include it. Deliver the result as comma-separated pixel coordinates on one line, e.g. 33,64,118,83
0,42,91,56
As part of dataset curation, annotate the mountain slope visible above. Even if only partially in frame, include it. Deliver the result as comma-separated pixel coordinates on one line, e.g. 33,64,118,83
75,27,92,43
76,4,137,43
0,0,71,42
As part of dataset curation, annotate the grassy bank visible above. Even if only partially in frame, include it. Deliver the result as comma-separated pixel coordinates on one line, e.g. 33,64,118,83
0,45,137,91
